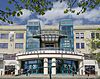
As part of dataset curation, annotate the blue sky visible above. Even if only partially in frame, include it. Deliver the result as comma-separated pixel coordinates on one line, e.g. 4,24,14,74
0,0,100,25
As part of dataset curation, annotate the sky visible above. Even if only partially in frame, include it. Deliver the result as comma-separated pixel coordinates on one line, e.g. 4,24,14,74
0,0,100,25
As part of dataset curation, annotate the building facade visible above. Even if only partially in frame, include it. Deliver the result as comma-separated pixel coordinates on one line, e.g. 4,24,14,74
0,20,100,76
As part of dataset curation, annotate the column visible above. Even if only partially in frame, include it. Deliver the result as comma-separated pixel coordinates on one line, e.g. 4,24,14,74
79,60,85,75
44,58,48,75
15,61,21,75
52,58,56,75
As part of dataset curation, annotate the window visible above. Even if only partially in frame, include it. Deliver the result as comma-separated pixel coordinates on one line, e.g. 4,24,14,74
16,33,24,39
0,43,8,48
81,43,85,49
0,34,8,39
15,43,23,49
76,43,80,49
91,33,95,39
80,33,84,39
76,33,84,39
96,33,99,39
76,33,79,39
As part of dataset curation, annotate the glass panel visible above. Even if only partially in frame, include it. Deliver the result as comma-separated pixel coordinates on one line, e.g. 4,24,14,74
22,59,43,74
81,43,84,49
0,34,8,39
0,43,8,48
85,65,95,75
80,33,84,39
16,33,24,39
76,43,80,49
76,33,79,39
15,43,23,49
96,33,99,39
91,33,95,39
56,59,78,74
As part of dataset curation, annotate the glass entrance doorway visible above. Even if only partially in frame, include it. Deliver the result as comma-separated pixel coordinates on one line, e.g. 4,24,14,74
56,59,78,74
21,59,43,74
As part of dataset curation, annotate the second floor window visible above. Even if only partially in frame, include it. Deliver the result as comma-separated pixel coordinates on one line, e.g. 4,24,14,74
15,43,23,49
0,34,8,39
76,43,80,49
81,43,85,49
0,43,8,48
16,33,24,39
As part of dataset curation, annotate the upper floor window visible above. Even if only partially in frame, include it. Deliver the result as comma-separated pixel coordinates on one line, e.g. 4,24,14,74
76,33,79,39
15,43,23,49
80,33,84,39
91,33,95,39
91,33,100,39
76,43,80,49
76,43,85,49
0,34,8,39
0,43,8,48
96,33,99,39
16,33,24,39
81,43,85,49
76,33,84,39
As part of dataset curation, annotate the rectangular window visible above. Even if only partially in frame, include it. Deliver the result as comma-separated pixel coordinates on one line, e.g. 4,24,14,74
96,33,99,39
81,43,85,49
0,34,8,39
15,43,23,49
76,33,79,39
16,33,24,39
80,33,84,39
0,43,8,48
91,33,95,39
76,43,80,49
97,42,100,48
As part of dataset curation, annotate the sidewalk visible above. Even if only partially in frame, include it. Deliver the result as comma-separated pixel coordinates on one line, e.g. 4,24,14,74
0,74,99,79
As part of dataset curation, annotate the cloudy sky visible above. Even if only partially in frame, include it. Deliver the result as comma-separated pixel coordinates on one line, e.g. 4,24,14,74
0,0,100,25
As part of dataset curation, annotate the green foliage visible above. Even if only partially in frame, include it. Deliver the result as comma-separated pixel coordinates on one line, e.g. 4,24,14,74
0,0,100,24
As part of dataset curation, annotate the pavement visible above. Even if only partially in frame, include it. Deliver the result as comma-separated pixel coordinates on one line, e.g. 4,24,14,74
0,74,99,79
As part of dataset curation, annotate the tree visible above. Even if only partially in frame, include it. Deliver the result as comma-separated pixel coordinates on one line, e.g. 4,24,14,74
0,0,100,24
86,29,100,62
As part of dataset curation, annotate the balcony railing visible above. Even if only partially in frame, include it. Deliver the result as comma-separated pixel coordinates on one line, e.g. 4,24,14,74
16,48,84,56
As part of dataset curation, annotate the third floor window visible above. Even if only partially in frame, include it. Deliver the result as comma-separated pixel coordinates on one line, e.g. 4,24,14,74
91,33,100,39
0,33,8,39
76,33,84,39
16,33,24,39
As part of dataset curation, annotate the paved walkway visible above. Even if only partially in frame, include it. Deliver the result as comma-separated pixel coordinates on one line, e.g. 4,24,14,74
0,74,99,79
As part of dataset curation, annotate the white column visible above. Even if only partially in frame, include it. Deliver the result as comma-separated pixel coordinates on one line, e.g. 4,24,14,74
44,58,48,75
52,58,56,75
15,61,21,75
79,60,84,75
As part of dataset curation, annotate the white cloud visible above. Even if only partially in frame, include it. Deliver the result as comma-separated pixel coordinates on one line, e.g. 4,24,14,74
37,1,100,25
37,1,69,24
17,9,32,20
